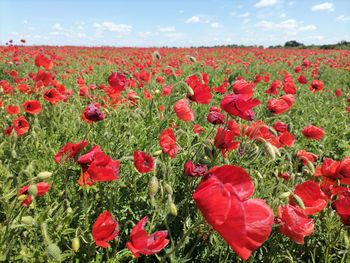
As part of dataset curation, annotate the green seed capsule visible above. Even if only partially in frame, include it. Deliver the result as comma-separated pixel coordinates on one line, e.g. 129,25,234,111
46,244,61,261
72,237,80,252
148,176,159,198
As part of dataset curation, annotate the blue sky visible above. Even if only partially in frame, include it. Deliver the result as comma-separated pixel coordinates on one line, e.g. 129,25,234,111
1,0,349,47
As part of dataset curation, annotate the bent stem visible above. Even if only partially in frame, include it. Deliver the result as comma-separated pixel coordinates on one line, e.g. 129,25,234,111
159,222,200,263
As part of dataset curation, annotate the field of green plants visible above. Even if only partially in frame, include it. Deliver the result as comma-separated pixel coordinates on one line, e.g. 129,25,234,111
0,44,349,262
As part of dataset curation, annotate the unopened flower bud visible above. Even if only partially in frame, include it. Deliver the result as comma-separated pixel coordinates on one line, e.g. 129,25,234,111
293,194,305,210
148,176,159,198
153,51,161,60
21,216,35,225
37,171,52,180
264,142,275,160
72,237,80,252
187,55,197,63
204,146,213,160
306,160,315,174
153,150,163,156
164,183,173,196
279,192,291,199
46,243,61,261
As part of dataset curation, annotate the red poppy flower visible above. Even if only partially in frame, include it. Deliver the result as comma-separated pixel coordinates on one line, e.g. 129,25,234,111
297,150,318,166
193,165,274,261
185,74,212,104
18,182,50,206
289,181,328,215
173,98,195,121
35,54,54,71
159,128,180,158
214,127,240,153
297,75,307,84
140,70,150,82
78,145,120,185
220,93,261,121
22,100,41,114
126,216,169,258
277,131,295,147
295,65,301,74
273,121,288,133
134,151,154,173
54,140,89,164
4,126,13,136
339,157,350,184
321,158,340,179
108,72,129,92
193,123,205,134
92,211,119,247
83,103,105,122
266,80,282,95
331,190,350,226
276,205,314,244
13,115,29,136
309,80,324,93
232,79,255,98
184,161,207,177
335,89,342,97
267,95,294,115
302,125,324,140
278,172,290,181
283,81,296,94
6,105,20,115
207,111,225,125
43,89,61,105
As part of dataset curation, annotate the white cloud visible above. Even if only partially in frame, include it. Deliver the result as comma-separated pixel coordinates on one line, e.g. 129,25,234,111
279,13,286,18
254,19,316,33
138,32,154,38
311,2,334,12
93,22,132,33
299,25,316,31
165,33,184,38
52,23,63,31
337,15,350,22
242,19,250,24
288,1,296,5
28,27,35,31
23,20,28,24
157,26,176,32
229,11,237,17
77,33,86,38
11,32,19,36
211,22,223,28
179,10,184,14
255,0,278,8
238,12,250,18
186,16,200,23
77,25,84,30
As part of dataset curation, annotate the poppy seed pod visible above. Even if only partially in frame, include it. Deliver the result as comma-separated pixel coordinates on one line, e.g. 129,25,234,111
148,176,159,198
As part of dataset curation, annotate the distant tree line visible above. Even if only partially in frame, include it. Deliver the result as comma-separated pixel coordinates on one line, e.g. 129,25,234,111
189,40,350,50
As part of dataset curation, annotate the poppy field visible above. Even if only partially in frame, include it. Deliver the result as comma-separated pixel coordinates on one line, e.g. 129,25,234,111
0,43,349,262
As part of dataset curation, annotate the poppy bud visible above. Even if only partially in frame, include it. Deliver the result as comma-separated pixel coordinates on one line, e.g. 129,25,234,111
148,176,159,198
153,150,163,156
293,194,306,210
164,183,173,196
185,83,194,96
279,192,291,199
267,126,278,137
187,55,197,63
344,229,350,249
18,195,27,201
21,216,35,225
306,160,315,174
37,171,52,180
272,145,281,157
287,123,293,133
264,142,275,160
72,237,80,252
27,185,38,197
46,243,61,261
168,194,177,216
11,149,17,158
153,51,161,60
